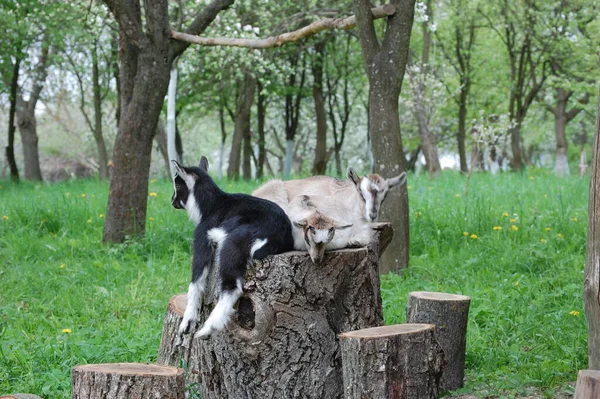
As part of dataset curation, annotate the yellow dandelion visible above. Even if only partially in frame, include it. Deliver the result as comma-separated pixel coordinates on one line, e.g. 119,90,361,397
511,225,519,231
59,264,66,269
470,234,478,239
571,217,578,222
62,328,72,334
150,178,158,183
529,176,534,180
99,214,105,218
493,226,502,231
463,232,469,237
515,282,519,286
455,194,461,198
87,219,92,224
2,215,8,220
415,211,423,218
149,192,158,197
540,238,547,243
407,185,412,189
510,218,517,223
569,310,580,317
545,227,551,232
149,217,155,221
81,194,87,198
557,233,564,238
502,212,510,217
544,194,548,198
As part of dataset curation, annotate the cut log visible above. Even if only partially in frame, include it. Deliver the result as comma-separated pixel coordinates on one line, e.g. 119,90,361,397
339,324,446,399
0,395,43,399
406,291,470,392
71,363,185,399
575,370,600,399
158,223,392,398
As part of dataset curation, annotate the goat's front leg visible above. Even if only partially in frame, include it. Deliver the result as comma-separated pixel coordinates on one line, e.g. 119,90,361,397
179,230,213,335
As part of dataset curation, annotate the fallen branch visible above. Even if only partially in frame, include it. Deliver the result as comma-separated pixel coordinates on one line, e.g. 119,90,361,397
170,4,395,49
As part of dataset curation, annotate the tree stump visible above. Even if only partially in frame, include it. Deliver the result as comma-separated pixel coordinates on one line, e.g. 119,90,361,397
158,223,392,398
406,291,471,392
71,363,185,399
575,370,600,399
339,324,446,399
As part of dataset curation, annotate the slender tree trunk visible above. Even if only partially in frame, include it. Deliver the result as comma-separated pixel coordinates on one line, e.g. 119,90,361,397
92,40,110,180
457,83,469,173
242,125,252,180
554,90,570,177
257,79,266,179
167,61,180,176
584,92,600,369
311,40,328,175
218,99,227,180
6,57,20,182
228,72,256,180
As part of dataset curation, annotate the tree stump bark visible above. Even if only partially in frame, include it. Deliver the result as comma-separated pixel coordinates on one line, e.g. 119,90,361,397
158,223,392,398
575,370,600,399
406,291,471,392
339,324,446,399
71,363,184,399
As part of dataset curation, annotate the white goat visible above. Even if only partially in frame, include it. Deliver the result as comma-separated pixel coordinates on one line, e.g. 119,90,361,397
252,167,406,222
287,194,373,263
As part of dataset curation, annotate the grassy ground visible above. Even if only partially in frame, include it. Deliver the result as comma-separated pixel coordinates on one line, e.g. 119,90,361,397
0,171,589,398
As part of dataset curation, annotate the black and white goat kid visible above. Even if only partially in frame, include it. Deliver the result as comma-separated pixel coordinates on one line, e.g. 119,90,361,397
171,157,294,339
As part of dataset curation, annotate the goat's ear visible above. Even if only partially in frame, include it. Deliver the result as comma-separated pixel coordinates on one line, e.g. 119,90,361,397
171,160,196,188
293,219,307,229
199,156,209,172
387,171,407,188
347,167,361,186
333,221,353,230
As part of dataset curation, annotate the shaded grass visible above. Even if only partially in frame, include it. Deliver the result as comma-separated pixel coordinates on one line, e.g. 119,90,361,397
0,171,589,398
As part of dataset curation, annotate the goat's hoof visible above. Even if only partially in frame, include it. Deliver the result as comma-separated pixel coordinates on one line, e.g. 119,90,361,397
178,319,195,335
194,328,213,340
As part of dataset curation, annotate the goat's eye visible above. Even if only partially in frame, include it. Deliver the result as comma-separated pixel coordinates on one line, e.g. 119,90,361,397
309,226,316,234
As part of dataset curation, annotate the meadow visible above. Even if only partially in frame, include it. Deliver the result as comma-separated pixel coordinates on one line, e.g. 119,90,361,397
0,171,590,398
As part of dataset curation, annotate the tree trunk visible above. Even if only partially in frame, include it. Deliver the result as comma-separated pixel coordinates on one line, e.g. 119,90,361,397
159,224,392,397
242,123,252,180
339,324,445,399
6,57,20,182
71,363,185,399
167,62,180,176
228,72,255,180
457,84,469,174
312,40,329,175
16,96,43,181
103,45,170,242
155,120,171,177
509,123,524,171
584,92,600,369
574,370,600,399
353,0,415,272
370,88,410,273
91,40,109,180
256,79,266,179
554,88,570,177
406,291,470,392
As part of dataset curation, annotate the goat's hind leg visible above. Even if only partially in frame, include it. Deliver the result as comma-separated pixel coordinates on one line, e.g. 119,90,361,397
195,235,247,340
179,232,213,335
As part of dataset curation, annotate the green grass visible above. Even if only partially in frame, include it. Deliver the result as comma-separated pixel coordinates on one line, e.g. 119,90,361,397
0,171,589,398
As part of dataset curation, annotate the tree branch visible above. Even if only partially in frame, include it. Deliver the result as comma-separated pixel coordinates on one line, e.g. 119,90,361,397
171,5,395,49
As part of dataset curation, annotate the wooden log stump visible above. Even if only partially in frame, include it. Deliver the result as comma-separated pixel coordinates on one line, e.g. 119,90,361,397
71,363,184,399
0,395,43,399
339,324,446,399
158,223,392,398
406,291,471,392
575,370,600,399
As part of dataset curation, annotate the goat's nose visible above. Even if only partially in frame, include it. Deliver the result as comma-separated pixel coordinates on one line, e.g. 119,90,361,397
369,212,378,221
